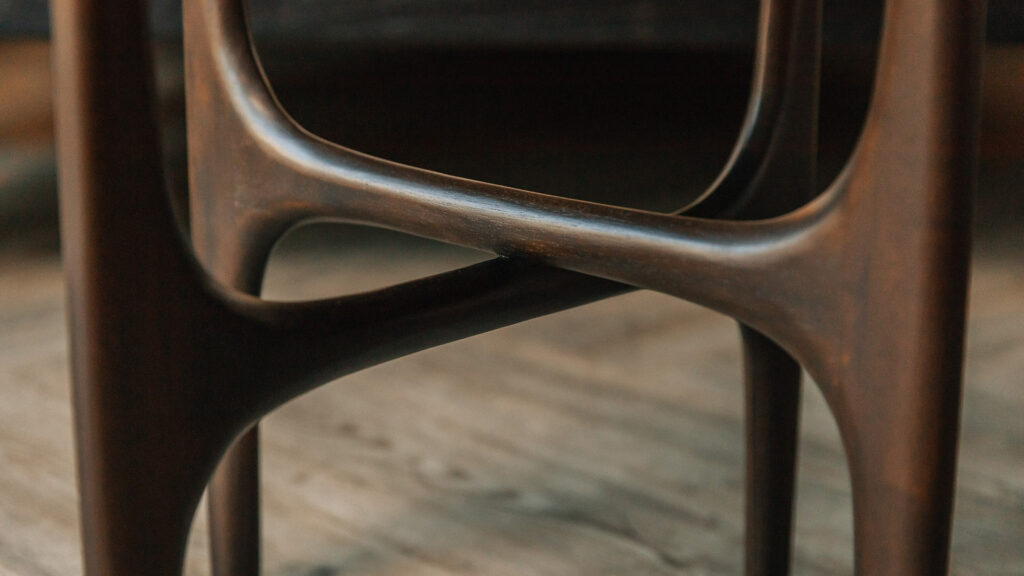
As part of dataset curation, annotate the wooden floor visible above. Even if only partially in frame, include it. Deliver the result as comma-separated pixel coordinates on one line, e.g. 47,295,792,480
1,41,1023,576
1,211,1022,575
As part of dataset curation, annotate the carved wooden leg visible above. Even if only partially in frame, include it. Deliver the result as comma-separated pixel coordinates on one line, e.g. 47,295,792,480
834,309,968,576
845,379,963,576
209,427,261,576
52,0,980,573
70,371,219,576
742,328,801,576
198,253,265,576
51,0,239,572
190,0,821,574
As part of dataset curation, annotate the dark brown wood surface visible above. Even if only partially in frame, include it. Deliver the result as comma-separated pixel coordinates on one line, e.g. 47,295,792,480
44,0,990,573
3,22,1023,576
1,217,1022,575
175,2,984,573
36,0,1002,574
192,1,822,571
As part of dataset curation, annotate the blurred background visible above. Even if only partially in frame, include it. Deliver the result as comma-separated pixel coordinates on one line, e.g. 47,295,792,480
1,1,1022,574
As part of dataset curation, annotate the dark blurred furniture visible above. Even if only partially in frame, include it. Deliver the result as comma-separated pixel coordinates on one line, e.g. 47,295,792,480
9,0,1023,44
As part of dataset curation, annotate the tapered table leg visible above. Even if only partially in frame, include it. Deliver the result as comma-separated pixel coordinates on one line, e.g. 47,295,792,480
210,427,261,576
741,328,801,576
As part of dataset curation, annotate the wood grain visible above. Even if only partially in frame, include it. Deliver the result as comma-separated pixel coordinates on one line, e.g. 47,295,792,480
1,219,1020,575
2,36,1021,576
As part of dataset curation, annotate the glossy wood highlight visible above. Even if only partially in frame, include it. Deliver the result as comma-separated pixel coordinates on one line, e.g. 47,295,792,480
51,0,983,574
194,1,821,574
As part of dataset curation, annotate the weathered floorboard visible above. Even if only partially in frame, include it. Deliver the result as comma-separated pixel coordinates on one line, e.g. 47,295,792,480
2,218,1021,575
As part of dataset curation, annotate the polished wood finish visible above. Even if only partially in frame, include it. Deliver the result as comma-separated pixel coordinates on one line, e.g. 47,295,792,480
50,0,983,575
5,216,1024,575
196,0,821,574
